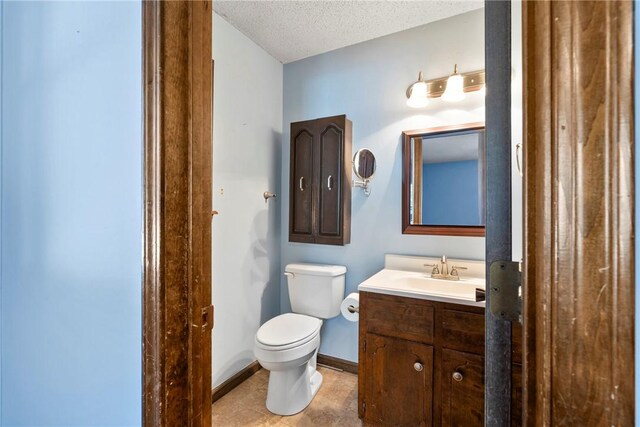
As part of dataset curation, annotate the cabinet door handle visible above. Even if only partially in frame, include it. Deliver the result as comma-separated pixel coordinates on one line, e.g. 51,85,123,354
452,371,463,382
327,175,333,190
516,143,523,177
299,177,304,191
413,362,423,372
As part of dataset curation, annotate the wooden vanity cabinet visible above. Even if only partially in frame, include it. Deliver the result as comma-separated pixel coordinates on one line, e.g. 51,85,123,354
358,291,522,426
289,115,352,245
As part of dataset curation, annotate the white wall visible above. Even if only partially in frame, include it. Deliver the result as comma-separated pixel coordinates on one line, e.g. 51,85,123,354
280,9,486,362
212,13,284,387
511,0,523,262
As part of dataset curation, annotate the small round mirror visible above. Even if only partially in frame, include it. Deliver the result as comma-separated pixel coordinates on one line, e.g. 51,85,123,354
353,149,376,180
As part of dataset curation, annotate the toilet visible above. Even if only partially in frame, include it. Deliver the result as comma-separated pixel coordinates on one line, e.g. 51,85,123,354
254,263,346,416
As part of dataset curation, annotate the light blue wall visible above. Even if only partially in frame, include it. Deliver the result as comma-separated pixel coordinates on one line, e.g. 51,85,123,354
422,160,480,225
0,1,3,421
280,9,486,363
1,2,142,426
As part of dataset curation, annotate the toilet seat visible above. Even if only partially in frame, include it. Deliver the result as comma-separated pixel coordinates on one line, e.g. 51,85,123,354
256,313,322,351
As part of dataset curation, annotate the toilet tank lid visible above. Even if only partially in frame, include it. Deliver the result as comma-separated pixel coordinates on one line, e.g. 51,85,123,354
285,263,347,277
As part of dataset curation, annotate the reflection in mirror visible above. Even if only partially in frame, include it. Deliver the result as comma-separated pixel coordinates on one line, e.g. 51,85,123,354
353,148,376,196
353,149,376,180
402,123,485,236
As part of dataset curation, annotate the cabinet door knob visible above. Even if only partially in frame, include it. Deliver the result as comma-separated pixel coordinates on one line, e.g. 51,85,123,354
299,177,305,191
413,362,423,372
452,371,463,382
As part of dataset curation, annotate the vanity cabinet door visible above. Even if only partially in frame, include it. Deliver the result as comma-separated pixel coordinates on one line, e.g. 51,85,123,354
363,333,433,426
512,363,523,426
441,349,484,427
440,351,522,427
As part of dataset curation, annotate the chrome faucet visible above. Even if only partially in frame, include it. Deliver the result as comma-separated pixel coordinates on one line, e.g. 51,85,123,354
424,255,467,281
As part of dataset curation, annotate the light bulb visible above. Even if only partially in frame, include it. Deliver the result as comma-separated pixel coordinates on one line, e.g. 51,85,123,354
406,81,429,108
441,65,465,103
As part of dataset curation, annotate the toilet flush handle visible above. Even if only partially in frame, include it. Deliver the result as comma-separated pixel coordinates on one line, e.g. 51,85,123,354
284,272,295,278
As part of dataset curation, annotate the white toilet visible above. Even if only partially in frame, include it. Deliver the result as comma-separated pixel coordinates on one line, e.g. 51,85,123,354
254,263,346,416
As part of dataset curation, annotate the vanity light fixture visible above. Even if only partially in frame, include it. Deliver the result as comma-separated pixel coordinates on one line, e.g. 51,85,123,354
405,65,485,108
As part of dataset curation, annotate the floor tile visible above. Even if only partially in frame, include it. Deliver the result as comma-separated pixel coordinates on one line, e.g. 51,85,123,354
212,367,362,426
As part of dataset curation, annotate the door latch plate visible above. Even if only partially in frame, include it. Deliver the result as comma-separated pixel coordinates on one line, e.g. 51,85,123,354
202,305,214,331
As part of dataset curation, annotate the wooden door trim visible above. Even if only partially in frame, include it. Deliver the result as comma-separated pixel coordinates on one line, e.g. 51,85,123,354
523,1,634,424
143,1,213,426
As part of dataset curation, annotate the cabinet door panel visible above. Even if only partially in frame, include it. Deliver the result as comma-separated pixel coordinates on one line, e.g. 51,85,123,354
441,349,484,427
289,128,314,240
317,124,343,239
364,333,433,426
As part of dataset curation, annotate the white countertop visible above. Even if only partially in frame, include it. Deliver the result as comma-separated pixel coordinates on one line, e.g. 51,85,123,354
357,254,486,307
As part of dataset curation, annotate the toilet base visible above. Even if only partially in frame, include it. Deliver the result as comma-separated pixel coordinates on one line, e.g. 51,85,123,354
265,354,323,416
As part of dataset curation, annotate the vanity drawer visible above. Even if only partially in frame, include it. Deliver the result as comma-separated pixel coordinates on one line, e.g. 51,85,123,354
441,308,485,355
363,292,435,344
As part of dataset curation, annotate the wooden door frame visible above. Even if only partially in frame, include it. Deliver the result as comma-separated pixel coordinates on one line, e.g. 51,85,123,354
522,1,634,425
142,1,213,426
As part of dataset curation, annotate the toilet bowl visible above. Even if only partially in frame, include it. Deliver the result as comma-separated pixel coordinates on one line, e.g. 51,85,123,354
254,263,346,416
254,313,323,415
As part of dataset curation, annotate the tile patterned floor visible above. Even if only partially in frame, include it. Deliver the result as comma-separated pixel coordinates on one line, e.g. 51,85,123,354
212,367,362,426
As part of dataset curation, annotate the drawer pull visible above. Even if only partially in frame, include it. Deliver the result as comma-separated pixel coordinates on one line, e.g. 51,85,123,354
413,362,424,372
452,371,463,382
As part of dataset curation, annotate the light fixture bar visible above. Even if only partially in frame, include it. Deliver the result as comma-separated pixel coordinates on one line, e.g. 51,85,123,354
426,69,485,98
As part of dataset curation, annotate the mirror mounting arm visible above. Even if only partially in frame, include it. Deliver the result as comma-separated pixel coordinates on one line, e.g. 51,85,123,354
353,178,371,196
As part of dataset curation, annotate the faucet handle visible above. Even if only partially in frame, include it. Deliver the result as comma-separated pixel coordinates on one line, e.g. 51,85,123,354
441,255,448,263
424,263,440,274
450,265,468,277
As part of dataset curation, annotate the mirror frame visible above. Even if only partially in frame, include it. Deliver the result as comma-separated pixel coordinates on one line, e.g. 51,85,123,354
401,122,486,237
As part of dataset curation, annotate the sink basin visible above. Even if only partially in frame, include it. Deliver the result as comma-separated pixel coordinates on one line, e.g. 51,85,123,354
358,255,486,306
403,276,483,295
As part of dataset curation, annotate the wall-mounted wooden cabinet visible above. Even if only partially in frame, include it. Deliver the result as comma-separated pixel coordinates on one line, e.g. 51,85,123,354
289,115,352,245
358,292,522,426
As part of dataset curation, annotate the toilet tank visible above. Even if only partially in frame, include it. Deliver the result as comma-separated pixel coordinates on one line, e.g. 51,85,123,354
285,263,346,319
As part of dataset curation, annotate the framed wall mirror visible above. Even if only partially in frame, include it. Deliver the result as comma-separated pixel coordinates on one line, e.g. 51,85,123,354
402,122,485,236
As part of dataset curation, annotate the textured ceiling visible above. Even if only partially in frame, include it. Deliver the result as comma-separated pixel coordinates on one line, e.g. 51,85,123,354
213,1,484,64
